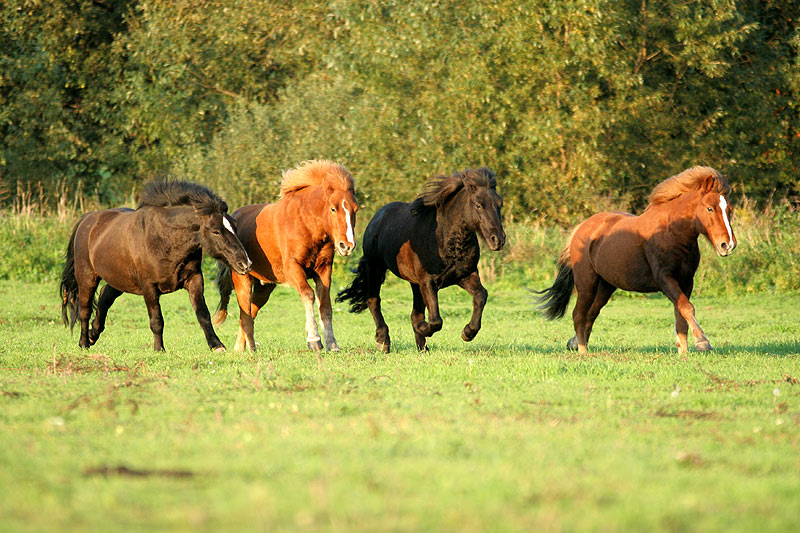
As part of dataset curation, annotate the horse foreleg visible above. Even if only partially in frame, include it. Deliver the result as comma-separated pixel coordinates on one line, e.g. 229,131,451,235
287,266,322,351
413,281,443,350
457,272,488,342
185,273,225,352
660,276,711,352
674,308,690,354
313,269,339,352
89,284,122,345
410,284,427,351
142,287,165,351
232,272,256,352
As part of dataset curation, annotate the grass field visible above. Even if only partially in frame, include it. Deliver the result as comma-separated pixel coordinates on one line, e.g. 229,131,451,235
1,277,798,531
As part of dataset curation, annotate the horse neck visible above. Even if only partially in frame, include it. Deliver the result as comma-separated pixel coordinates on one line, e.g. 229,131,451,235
648,193,702,244
436,190,476,248
286,187,329,241
147,206,203,253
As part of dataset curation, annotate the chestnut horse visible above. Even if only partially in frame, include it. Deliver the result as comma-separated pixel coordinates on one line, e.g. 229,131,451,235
536,166,736,354
336,167,506,352
214,160,358,352
60,181,252,351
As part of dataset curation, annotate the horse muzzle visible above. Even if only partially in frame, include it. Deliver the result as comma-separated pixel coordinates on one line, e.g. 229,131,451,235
715,239,736,257
233,258,253,275
336,241,355,257
486,231,506,251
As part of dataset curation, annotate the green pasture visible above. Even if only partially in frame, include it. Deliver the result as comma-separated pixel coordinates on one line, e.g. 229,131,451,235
1,277,798,531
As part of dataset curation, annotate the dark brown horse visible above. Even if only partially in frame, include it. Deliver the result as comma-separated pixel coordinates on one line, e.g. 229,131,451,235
60,181,252,351
214,160,358,352
536,166,736,354
337,167,506,352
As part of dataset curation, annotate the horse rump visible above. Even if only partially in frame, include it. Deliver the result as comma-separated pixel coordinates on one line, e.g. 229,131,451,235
59,216,92,331
212,260,233,326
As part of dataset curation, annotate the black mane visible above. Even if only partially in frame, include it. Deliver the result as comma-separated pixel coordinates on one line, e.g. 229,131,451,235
410,167,497,215
138,180,228,215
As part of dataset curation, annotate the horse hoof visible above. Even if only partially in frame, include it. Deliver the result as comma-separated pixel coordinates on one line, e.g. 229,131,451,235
212,345,226,353
376,342,390,353
566,336,578,351
308,340,323,351
695,340,713,351
328,344,341,353
461,326,478,342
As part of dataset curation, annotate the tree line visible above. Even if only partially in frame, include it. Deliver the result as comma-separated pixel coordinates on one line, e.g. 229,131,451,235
1,0,798,223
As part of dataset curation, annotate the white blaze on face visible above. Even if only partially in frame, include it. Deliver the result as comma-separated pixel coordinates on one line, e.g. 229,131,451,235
222,216,236,236
342,200,355,246
718,195,734,244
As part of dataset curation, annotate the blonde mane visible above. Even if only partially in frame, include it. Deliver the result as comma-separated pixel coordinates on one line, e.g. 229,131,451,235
280,160,354,198
647,166,730,207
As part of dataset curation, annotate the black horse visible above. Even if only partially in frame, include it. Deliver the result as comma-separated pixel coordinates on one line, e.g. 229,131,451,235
337,167,506,352
60,181,252,351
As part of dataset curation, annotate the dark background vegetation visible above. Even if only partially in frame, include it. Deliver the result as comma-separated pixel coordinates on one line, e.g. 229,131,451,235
1,0,798,221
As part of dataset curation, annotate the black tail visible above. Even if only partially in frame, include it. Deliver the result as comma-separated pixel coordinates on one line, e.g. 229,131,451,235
59,220,82,331
336,256,374,313
533,260,574,320
213,260,233,326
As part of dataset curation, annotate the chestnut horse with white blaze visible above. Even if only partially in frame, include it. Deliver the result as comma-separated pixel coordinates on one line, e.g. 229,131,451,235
536,166,736,354
214,160,358,352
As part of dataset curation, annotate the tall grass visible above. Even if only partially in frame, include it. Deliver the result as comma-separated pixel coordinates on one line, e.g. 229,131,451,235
1,187,798,294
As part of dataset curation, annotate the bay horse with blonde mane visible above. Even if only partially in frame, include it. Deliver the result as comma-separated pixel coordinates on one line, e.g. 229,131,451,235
214,160,358,352
536,166,736,354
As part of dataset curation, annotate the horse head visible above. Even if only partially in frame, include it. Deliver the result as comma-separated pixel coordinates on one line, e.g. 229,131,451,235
198,212,253,274
696,174,737,257
462,168,506,251
324,178,359,257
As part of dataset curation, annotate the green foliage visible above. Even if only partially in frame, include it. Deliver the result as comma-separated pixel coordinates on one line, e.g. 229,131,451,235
1,0,798,218
1,281,799,530
0,214,72,282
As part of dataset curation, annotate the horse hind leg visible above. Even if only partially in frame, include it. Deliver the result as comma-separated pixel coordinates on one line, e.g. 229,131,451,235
77,275,101,349
581,280,615,351
89,284,122,345
570,272,600,354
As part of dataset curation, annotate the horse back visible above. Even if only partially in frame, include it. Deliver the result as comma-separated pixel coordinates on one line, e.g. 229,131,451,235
74,208,144,293
365,202,471,287
572,211,659,292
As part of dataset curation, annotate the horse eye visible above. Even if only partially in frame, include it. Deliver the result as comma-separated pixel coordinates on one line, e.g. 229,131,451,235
331,206,336,212
707,207,713,212
476,203,483,210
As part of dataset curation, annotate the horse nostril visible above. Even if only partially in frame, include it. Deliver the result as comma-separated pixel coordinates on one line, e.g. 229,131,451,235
721,242,728,250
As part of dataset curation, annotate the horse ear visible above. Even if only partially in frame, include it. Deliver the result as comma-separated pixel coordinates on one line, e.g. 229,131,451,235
702,174,717,192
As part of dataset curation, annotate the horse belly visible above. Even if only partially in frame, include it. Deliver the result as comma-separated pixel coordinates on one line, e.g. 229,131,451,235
592,243,657,292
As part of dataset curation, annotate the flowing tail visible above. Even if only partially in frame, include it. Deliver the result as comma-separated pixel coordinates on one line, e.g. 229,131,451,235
60,219,84,331
213,260,233,326
336,256,374,313
533,234,576,320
